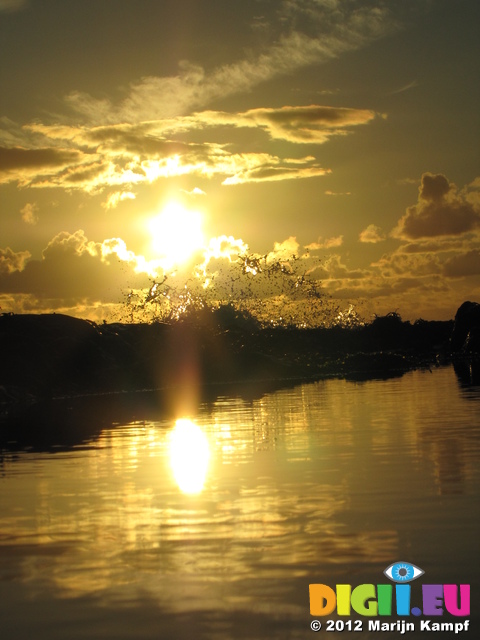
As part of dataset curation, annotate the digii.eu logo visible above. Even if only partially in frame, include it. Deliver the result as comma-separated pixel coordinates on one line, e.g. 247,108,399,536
309,561,470,634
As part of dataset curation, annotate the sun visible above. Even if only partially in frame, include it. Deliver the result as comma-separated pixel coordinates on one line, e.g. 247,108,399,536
149,201,204,267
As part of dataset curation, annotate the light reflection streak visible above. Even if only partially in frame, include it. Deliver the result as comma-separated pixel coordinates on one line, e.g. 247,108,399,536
0,368,477,610
169,418,210,494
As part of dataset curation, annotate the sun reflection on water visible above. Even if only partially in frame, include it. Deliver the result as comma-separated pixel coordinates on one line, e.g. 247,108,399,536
169,418,210,494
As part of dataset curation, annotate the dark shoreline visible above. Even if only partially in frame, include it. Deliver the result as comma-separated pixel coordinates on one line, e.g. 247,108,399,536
0,310,456,397
1,302,479,448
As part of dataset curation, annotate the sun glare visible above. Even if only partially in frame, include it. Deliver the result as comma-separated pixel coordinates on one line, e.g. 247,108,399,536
169,419,210,494
149,202,204,267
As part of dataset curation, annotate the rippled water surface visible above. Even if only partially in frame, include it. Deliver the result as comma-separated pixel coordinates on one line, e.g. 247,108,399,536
1,365,479,639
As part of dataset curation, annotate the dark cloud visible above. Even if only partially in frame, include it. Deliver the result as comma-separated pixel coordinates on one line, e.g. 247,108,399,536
419,173,452,202
393,173,480,239
0,231,149,302
0,145,87,187
243,105,378,143
443,250,480,278
0,146,81,172
250,105,375,126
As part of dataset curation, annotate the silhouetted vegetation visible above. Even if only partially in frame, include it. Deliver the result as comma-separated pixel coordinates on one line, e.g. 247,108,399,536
0,304,465,401
2,302,478,448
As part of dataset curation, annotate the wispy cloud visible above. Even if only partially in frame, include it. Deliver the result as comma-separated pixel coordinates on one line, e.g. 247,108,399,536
389,80,418,95
64,3,394,124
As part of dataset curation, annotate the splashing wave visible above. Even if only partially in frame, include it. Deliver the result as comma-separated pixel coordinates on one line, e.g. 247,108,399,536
122,250,365,328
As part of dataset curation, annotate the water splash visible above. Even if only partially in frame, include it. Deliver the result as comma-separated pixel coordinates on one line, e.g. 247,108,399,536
122,249,366,328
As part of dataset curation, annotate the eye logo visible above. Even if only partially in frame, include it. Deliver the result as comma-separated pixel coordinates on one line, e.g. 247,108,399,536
384,561,424,583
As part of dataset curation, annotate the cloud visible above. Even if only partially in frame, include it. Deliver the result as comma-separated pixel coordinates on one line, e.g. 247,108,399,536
269,236,300,259
305,235,343,250
20,202,39,225
101,191,136,210
443,250,480,278
393,173,480,239
398,236,478,254
369,236,480,287
238,105,378,143
0,145,84,185
359,224,385,243
12,97,379,193
389,80,418,95
0,231,155,304
310,253,366,280
63,5,392,124
181,187,206,197
18,116,336,190
222,159,329,185
180,105,379,144
371,250,441,278
0,247,31,274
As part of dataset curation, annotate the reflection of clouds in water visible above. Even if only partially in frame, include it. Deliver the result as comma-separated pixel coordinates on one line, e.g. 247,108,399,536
0,368,478,611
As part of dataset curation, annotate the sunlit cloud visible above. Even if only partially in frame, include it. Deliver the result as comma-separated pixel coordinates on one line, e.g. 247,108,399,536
181,187,206,196
359,224,385,243
222,160,329,185
0,246,31,274
11,99,379,193
305,235,344,250
1,222,479,322
20,201,39,225
101,190,136,210
268,236,300,260
10,120,334,190
201,235,249,265
325,190,351,196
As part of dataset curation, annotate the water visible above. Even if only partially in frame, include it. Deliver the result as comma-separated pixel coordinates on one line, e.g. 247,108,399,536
0,365,478,639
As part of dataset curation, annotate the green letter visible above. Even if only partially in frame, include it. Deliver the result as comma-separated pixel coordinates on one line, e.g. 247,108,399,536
351,584,378,616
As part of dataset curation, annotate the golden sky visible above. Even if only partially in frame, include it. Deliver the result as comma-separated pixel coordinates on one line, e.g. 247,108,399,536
0,0,479,322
